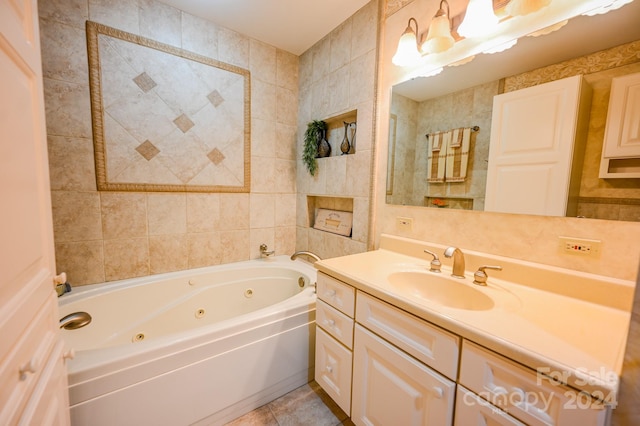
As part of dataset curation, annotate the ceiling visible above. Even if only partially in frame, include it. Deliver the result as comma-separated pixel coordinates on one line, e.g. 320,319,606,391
158,0,371,55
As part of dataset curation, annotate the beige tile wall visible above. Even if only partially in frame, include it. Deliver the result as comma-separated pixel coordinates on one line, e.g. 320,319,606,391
295,1,380,260
40,0,299,285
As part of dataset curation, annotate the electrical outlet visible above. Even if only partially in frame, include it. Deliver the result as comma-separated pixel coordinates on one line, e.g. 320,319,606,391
396,217,413,231
559,236,601,257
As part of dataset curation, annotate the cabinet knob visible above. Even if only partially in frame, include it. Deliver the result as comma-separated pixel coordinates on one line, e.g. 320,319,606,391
63,349,76,361
325,365,333,373
432,387,444,399
489,384,508,396
326,319,336,328
19,359,37,381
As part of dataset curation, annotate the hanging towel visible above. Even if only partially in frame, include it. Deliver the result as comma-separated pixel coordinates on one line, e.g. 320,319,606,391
427,131,449,183
445,127,471,182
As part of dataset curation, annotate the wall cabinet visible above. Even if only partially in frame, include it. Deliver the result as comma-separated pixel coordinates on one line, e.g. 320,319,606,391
599,71,640,178
485,75,592,217
315,272,610,426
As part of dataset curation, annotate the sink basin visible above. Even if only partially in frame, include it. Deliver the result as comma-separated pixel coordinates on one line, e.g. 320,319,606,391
388,272,494,311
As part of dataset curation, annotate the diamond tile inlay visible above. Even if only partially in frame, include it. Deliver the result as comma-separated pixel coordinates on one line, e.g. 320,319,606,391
207,148,225,165
136,140,160,161
207,90,225,107
173,113,195,133
133,72,157,93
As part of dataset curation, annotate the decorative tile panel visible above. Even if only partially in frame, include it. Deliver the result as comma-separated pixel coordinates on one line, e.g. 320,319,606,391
207,90,225,107
207,148,225,165
87,21,251,193
173,113,195,133
133,72,157,92
135,140,160,160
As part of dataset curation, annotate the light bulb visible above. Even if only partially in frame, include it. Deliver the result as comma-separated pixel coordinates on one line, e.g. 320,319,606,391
457,0,499,39
392,18,421,66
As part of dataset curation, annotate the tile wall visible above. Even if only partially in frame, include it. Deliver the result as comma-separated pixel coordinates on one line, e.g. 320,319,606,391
40,0,299,285
294,1,380,259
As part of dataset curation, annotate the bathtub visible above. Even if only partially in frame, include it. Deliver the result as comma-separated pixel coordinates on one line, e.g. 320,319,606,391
58,256,317,426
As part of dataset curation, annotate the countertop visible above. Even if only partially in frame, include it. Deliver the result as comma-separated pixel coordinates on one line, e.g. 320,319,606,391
314,242,633,403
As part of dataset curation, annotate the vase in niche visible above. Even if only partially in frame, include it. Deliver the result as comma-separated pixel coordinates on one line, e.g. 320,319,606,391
349,121,356,151
340,121,351,155
317,129,331,158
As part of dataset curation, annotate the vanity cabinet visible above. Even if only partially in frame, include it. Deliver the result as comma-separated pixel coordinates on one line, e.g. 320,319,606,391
315,274,356,415
485,75,592,217
459,341,608,426
351,293,457,425
315,271,611,426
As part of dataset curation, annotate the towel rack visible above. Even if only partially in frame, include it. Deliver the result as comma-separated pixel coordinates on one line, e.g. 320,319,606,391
425,126,479,140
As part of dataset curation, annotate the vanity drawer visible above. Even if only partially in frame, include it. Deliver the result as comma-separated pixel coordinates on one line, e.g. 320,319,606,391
455,386,525,426
459,341,609,426
355,291,460,380
317,273,355,317
316,299,354,349
315,327,352,416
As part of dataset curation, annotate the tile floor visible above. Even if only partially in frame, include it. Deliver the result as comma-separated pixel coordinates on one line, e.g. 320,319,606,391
225,381,354,426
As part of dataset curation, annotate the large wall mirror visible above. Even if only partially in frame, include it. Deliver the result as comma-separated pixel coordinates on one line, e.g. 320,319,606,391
386,1,640,222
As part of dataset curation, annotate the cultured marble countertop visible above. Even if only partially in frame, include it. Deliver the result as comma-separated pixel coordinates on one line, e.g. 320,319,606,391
314,245,633,403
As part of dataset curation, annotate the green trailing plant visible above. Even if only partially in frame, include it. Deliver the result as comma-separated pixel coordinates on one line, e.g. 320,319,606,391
303,119,327,176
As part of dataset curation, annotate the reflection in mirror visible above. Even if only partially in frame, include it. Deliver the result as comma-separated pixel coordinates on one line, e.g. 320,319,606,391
385,2,640,221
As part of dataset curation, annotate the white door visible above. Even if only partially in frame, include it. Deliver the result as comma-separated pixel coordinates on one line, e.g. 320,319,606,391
0,0,70,423
485,75,590,217
351,325,455,426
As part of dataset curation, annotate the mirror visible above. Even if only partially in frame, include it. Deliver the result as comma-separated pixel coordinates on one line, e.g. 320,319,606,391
386,2,640,221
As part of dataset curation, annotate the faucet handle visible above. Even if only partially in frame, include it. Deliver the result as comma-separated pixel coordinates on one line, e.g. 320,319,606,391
473,265,502,286
423,250,442,273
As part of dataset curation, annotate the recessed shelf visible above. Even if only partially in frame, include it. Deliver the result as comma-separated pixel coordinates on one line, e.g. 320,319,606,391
425,196,474,210
321,110,357,157
307,196,354,238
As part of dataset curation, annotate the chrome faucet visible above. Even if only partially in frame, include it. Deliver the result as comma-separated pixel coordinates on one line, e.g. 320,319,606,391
444,246,465,279
423,249,442,273
290,251,322,262
259,243,275,258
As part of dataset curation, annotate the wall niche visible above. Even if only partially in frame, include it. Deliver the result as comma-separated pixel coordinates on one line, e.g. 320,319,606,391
321,110,358,157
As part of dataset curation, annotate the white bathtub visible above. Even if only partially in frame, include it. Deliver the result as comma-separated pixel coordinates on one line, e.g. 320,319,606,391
58,256,317,426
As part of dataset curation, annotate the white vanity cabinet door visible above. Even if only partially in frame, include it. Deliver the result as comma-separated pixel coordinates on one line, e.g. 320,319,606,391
315,327,353,416
317,273,356,317
356,291,459,380
485,75,591,217
317,299,354,349
459,341,609,426
352,325,455,426
455,386,525,426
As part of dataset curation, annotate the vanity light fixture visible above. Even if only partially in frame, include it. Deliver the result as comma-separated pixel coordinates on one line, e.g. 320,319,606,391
391,17,422,66
457,0,499,38
505,0,552,16
583,0,633,15
483,38,518,54
421,0,456,54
